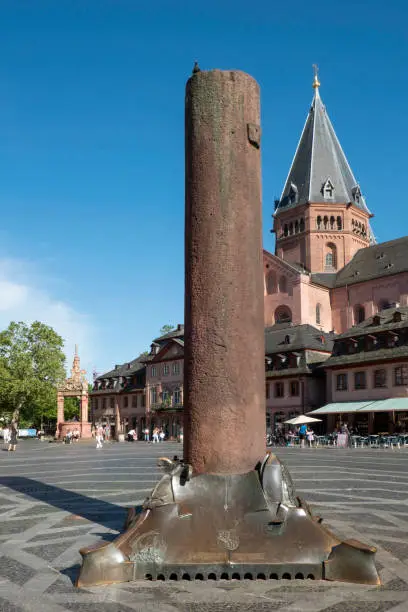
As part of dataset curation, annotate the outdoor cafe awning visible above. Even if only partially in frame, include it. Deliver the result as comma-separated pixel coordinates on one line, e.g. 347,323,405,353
308,398,408,415
358,398,408,412
308,401,376,415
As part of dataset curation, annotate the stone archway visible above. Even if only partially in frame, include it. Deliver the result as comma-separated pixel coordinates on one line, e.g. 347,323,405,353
56,346,92,439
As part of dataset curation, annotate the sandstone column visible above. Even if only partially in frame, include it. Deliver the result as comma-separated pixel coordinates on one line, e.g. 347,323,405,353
80,394,88,423
56,392,64,437
184,70,265,474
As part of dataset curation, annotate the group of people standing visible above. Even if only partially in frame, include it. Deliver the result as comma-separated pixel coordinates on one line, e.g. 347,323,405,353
2,425,18,452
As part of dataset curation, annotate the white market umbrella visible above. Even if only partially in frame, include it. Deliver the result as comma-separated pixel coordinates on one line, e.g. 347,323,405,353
284,415,322,425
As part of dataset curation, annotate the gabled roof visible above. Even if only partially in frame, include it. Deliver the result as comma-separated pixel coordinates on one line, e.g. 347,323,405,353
334,236,408,287
275,79,370,215
335,306,408,339
153,325,184,344
95,355,145,381
144,337,184,364
265,323,334,354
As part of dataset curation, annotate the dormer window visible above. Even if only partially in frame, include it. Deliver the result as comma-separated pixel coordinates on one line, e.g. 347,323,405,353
288,183,298,205
352,185,362,204
372,315,381,326
322,178,334,199
284,335,291,344
393,311,402,323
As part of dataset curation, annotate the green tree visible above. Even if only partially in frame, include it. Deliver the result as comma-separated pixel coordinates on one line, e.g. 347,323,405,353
63,397,80,421
0,321,66,424
159,324,175,336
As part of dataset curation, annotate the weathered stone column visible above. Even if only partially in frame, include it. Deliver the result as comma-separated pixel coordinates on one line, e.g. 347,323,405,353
184,70,265,474
80,394,88,423
56,392,64,437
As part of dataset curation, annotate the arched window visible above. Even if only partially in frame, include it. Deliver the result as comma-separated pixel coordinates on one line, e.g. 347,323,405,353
284,224,288,237
275,306,292,324
316,303,321,325
266,271,276,295
316,216,322,230
294,220,299,233
278,276,287,293
325,243,337,270
337,216,342,230
289,222,294,235
330,216,335,229
354,305,365,324
323,216,328,229
300,218,305,232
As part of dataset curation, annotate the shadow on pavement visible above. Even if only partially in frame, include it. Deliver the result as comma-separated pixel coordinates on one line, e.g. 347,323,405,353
0,476,127,530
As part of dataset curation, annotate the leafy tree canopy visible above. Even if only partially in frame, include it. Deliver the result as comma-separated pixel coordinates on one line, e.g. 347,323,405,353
159,324,176,336
0,321,66,425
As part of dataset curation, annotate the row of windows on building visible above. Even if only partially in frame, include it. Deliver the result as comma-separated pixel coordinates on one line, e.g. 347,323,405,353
336,366,408,391
266,380,300,399
150,387,182,406
316,215,343,231
334,329,406,357
265,272,288,295
351,218,367,236
93,395,146,410
151,362,181,378
281,218,305,238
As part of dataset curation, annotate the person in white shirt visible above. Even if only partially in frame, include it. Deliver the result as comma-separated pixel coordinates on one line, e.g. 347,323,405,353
3,426,10,446
96,425,104,449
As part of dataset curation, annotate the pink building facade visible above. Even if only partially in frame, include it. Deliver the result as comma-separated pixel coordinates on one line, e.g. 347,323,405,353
144,326,184,440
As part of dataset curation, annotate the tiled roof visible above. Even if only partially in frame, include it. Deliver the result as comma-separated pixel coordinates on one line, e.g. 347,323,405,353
334,236,408,287
336,306,408,339
323,345,408,369
323,306,408,368
310,273,337,288
95,356,145,381
153,325,184,343
265,323,334,354
275,85,370,215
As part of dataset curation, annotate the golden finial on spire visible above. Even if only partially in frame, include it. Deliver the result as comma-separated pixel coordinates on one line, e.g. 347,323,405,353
312,64,320,89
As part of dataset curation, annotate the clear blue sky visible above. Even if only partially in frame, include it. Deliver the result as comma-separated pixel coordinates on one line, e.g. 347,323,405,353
0,0,407,376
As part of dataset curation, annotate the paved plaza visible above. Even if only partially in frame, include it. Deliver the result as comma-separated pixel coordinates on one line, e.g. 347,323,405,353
0,441,408,611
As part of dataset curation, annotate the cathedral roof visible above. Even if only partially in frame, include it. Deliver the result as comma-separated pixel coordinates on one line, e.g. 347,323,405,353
275,74,370,215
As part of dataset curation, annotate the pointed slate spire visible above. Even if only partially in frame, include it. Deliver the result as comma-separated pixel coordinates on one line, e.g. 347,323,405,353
276,70,370,215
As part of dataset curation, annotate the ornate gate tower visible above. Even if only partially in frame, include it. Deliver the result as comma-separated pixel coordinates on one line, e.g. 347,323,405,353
56,346,91,439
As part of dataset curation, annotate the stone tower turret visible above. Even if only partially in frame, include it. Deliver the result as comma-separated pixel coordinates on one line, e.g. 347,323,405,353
273,69,373,274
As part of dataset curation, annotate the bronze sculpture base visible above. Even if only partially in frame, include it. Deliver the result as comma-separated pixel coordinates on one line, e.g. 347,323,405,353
76,454,380,586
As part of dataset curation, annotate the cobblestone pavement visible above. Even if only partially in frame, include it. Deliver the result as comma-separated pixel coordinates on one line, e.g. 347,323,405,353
1,441,408,611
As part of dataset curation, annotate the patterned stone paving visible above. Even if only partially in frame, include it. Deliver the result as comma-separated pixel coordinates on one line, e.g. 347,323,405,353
1,441,408,610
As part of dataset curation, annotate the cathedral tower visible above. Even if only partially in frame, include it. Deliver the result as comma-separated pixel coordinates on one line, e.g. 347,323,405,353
273,70,373,274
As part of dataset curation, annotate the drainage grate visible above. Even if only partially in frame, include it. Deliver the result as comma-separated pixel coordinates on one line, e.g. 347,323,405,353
144,571,315,581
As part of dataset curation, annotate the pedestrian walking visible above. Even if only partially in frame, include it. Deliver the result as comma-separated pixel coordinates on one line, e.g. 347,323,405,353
3,425,10,448
159,429,165,443
144,427,150,442
299,424,307,448
8,425,18,452
307,428,315,448
152,427,160,443
96,424,104,449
